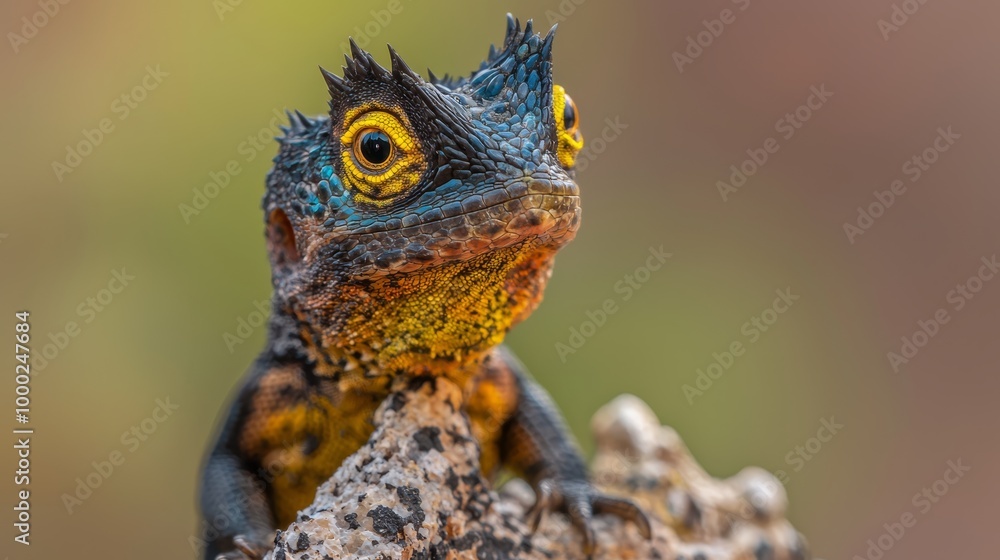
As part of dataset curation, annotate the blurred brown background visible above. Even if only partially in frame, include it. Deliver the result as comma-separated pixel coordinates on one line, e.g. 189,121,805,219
1,0,998,558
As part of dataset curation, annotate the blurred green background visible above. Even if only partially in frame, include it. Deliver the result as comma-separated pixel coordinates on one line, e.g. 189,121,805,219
2,1,998,558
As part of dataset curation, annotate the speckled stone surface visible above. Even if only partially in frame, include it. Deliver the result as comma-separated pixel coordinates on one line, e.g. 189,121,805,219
266,382,810,560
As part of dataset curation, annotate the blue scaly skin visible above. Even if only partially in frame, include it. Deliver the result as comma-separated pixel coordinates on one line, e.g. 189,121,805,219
198,15,651,559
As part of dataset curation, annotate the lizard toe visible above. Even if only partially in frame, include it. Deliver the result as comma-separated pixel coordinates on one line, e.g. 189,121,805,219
214,534,269,560
593,494,653,540
529,478,651,556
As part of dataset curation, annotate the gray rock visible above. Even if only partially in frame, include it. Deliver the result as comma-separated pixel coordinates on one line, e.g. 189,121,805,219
266,383,810,560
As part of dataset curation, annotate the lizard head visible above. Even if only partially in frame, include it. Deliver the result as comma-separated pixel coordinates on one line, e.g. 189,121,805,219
263,16,584,377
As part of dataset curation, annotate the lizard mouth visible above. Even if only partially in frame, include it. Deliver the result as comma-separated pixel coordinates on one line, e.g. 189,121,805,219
328,178,581,276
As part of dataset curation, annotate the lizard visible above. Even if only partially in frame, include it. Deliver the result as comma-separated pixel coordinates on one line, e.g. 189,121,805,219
198,15,651,559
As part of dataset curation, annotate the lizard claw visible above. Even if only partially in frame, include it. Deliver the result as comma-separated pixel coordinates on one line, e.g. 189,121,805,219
214,534,269,560
526,479,555,534
528,478,651,556
592,494,653,540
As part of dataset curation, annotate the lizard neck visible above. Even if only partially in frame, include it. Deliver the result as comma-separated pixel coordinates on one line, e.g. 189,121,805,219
277,242,556,384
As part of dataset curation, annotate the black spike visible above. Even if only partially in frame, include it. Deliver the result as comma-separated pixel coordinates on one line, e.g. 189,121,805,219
285,109,313,134
543,25,558,55
349,38,368,68
294,110,312,129
387,44,421,83
348,37,393,82
427,68,439,83
523,19,533,38
343,40,369,80
283,109,299,132
320,66,350,100
504,13,518,47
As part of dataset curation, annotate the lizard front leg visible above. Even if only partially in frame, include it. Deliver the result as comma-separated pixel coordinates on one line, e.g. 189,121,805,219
198,358,279,560
496,347,652,554
200,447,275,560
199,358,336,560
200,352,385,560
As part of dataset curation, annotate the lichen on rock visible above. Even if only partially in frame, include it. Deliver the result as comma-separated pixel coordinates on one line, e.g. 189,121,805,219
266,380,809,560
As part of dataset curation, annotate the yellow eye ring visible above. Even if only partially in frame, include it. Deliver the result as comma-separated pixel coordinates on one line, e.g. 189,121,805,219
352,128,395,172
339,108,425,204
553,85,584,168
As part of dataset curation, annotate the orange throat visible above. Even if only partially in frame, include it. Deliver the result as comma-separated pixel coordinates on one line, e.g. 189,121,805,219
297,242,556,382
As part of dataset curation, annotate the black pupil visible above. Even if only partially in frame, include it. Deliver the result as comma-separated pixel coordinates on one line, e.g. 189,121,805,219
360,131,391,165
563,95,577,130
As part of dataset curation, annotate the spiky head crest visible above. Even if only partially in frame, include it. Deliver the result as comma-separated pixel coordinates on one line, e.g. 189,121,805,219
262,15,583,376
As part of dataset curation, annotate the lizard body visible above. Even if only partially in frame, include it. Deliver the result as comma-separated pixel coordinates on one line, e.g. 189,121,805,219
199,16,649,559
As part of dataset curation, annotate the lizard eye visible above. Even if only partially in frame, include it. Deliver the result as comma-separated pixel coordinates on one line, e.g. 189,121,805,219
355,129,394,170
553,85,584,169
340,109,427,203
562,94,578,134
